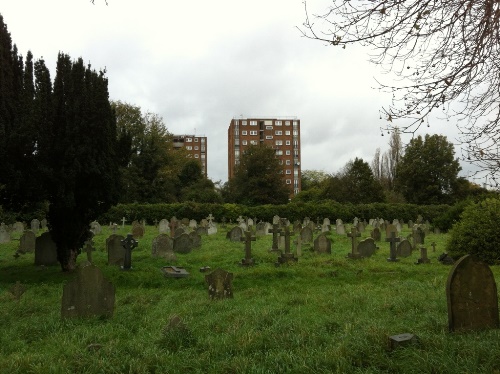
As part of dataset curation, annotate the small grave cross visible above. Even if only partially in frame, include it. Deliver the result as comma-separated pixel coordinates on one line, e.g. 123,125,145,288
121,234,138,270
416,246,431,264
276,226,298,265
207,213,215,225
269,224,282,252
347,227,362,259
240,230,256,266
386,231,401,262
121,217,126,229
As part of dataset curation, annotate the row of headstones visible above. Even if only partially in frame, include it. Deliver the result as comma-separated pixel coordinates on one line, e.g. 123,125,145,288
59,254,499,335
0,219,48,244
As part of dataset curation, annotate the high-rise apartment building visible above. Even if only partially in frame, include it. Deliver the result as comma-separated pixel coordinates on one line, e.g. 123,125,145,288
172,134,207,176
227,117,301,196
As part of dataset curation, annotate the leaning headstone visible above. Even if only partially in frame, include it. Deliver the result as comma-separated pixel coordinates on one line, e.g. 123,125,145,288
396,239,413,258
226,226,243,242
34,232,58,266
300,226,313,244
205,268,233,300
314,234,332,254
151,234,174,259
19,230,36,253
106,234,125,266
358,238,377,258
0,223,11,243
61,263,115,318
446,255,499,332
174,233,193,254
174,227,185,238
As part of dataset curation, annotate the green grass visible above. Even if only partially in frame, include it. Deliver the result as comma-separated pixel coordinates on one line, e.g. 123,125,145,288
1,224,500,373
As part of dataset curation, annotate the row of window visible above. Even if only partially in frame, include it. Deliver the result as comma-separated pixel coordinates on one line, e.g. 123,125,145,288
184,138,206,143
185,146,206,151
276,150,299,156
239,120,299,127
187,154,206,159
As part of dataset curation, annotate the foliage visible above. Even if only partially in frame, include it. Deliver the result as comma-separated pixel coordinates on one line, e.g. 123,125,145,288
322,158,386,204
224,145,290,205
396,134,461,205
300,169,329,191
372,128,403,192
300,0,500,180
446,197,500,264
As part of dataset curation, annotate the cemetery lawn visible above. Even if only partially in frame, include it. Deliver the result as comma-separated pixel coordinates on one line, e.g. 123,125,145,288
2,225,500,373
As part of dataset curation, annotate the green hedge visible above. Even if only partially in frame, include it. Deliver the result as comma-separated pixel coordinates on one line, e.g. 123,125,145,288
99,201,450,225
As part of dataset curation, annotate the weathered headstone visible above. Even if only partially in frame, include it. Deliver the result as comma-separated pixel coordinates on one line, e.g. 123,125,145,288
386,231,401,262
189,219,198,229
226,226,243,242
205,268,233,300
371,227,381,242
416,246,431,264
121,234,138,270
31,219,40,234
169,217,179,238
90,221,102,235
40,218,48,230
189,231,202,248
158,219,170,234
195,226,208,236
358,238,377,258
13,221,24,234
336,222,345,235
347,227,361,259
255,222,267,237
19,230,36,253
269,224,282,252
396,239,413,258
314,234,332,254
151,234,174,259
275,226,298,265
173,233,193,254
300,226,313,244
132,223,145,239
385,224,397,239
34,232,58,266
0,223,11,243
446,255,499,332
240,231,256,266
61,263,115,318
106,234,125,266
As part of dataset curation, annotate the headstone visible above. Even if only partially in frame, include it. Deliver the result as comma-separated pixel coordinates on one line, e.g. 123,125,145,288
169,217,179,238
385,224,397,238
206,213,215,226
371,227,381,242
189,219,198,229
446,255,499,332
189,231,202,248
294,236,302,257
82,238,95,263
132,223,145,239
0,223,11,243
207,225,218,236
413,226,425,246
226,226,243,242
314,234,332,254
336,223,345,235
173,233,193,254
40,218,48,230
275,226,298,265
195,226,208,236
347,227,361,259
161,266,190,278
19,230,36,253
269,224,282,252
396,239,413,258
31,219,40,234
358,238,377,258
90,221,102,235
388,333,419,351
106,234,125,266
181,218,190,227
61,263,115,318
158,219,170,234
293,221,302,234
255,222,267,237
34,232,58,266
300,226,313,244
386,231,401,262
416,246,431,264
205,268,233,300
240,231,256,266
13,221,24,234
151,234,174,259
121,234,138,270
200,218,209,227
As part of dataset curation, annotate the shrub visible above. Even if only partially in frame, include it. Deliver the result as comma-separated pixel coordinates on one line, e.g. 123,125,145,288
446,197,500,264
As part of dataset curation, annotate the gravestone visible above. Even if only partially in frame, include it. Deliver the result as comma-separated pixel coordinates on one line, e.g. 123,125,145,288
31,219,40,234
275,226,298,265
132,223,145,239
90,221,102,235
446,255,499,332
293,221,302,234
205,268,233,300
385,224,398,238
189,231,202,248
346,227,361,259
174,227,185,238
413,226,425,246
13,221,24,234
208,224,218,236
169,217,179,238
158,219,170,234
200,218,209,227
269,224,282,252
294,236,302,257
181,218,190,227
35,232,58,266
19,230,36,253
314,234,331,254
82,238,95,263
386,231,401,262
240,231,256,266
189,219,198,229
173,233,193,254
161,266,189,278
40,218,48,230
255,222,267,237
358,238,377,258
0,223,11,243
61,263,115,318
151,234,174,259
416,246,431,264
106,234,125,266
226,226,243,242
336,223,345,235
371,227,381,242
396,239,413,258
195,226,208,236
121,234,138,270
300,226,313,244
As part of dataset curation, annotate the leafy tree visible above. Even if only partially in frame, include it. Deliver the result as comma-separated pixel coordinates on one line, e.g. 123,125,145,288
300,1,500,179
396,134,461,205
224,144,290,205
301,169,329,191
323,158,385,204
178,160,222,203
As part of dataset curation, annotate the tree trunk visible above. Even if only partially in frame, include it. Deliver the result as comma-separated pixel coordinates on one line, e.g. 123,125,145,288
59,248,78,272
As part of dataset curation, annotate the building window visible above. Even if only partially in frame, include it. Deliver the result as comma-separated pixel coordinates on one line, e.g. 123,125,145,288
250,130,258,135
242,131,247,135
242,140,247,145
286,179,291,184
275,121,282,126
194,138,199,142
285,121,290,126
186,146,192,150
250,140,258,145
293,121,298,126
201,138,205,143
275,140,283,146
276,150,283,156
285,131,291,136
194,154,199,158
286,170,291,175
294,150,299,157
286,160,291,165
201,146,206,151
294,180,299,187
235,150,240,157
294,170,299,176
186,138,192,142
266,125,273,130
242,121,247,126
194,146,199,150
275,130,282,135
266,135,273,140
293,130,298,136
201,154,206,159
250,120,257,126
286,150,291,155
286,140,291,145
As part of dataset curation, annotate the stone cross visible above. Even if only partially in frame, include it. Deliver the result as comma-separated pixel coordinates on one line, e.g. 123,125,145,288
268,224,282,252
347,227,362,259
416,246,431,264
206,213,215,225
294,236,302,257
121,234,138,270
386,231,401,262
111,223,118,234
121,217,126,229
240,230,256,266
276,226,298,265
236,216,245,225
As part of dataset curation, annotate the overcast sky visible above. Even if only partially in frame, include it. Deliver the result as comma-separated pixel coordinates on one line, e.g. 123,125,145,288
2,0,480,184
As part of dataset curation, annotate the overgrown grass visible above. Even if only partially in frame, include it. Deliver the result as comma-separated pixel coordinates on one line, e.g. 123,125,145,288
1,224,500,373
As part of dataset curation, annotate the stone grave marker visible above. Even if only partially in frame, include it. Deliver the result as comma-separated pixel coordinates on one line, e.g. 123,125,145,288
294,236,302,257
275,226,298,265
196,226,208,236
151,234,174,259
19,230,36,253
207,224,217,236
82,238,95,263
413,226,425,246
439,253,455,265
255,222,267,237
268,224,282,252
346,227,361,259
158,219,170,234
205,268,233,300
61,263,115,318
226,226,243,242
189,219,198,229
0,223,11,243
106,234,125,266
121,234,138,270
13,221,24,234
161,266,189,278
336,222,345,235
386,231,401,262
169,217,179,238
396,239,413,258
90,221,102,235
240,230,256,266
371,227,381,242
300,226,313,244
174,233,193,254
358,238,377,258
416,246,431,264
31,219,40,234
189,231,202,248
314,234,332,254
132,222,145,239
446,255,499,332
40,218,48,230
35,232,58,266
385,224,397,239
